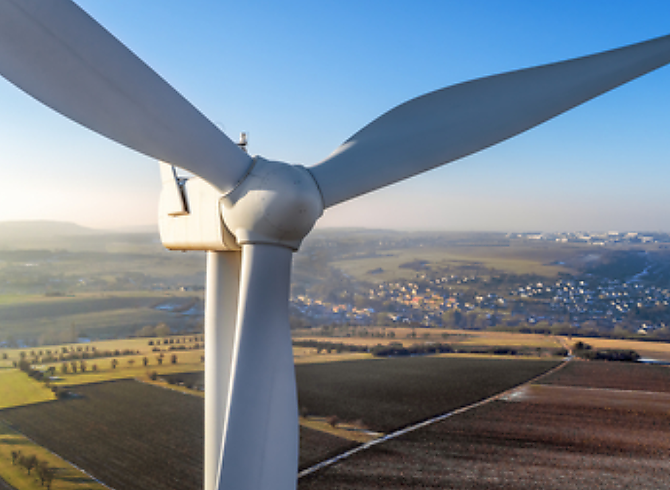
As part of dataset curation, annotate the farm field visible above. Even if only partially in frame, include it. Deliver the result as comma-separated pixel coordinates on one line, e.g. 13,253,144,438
0,292,203,342
0,370,54,409
294,327,565,349
2,334,202,361
0,421,108,490
330,241,589,283
299,360,670,489
295,356,558,432
0,380,204,490
0,356,559,490
537,360,670,393
572,336,670,361
294,326,670,361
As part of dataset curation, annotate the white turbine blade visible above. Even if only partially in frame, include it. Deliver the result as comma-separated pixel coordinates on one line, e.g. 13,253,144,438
0,0,251,193
204,251,241,490
218,244,298,490
309,33,670,208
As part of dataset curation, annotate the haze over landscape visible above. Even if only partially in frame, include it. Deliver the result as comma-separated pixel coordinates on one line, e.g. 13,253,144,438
1,0,669,231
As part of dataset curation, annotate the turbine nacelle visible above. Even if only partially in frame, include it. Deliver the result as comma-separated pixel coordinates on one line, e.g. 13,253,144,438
158,158,323,252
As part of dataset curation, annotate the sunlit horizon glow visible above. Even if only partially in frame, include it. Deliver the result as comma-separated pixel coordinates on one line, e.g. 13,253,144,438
1,1,669,232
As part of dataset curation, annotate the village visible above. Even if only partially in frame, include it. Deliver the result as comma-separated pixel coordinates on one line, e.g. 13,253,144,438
292,272,670,338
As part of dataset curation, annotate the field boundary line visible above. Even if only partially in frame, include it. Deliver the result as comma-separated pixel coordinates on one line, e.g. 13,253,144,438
134,377,203,397
298,358,570,479
528,383,670,397
0,419,115,490
0,475,16,490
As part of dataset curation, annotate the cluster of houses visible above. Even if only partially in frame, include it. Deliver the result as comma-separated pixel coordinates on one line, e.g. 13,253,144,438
508,231,667,245
292,274,500,327
291,270,669,335
292,296,376,325
511,278,670,333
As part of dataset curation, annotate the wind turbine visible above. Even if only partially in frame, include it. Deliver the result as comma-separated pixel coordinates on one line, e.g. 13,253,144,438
0,1,669,489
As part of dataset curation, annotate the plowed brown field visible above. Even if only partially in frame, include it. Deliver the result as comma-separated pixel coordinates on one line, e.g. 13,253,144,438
299,360,670,489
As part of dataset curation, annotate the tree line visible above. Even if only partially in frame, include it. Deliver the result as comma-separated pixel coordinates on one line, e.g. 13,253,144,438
9,450,55,489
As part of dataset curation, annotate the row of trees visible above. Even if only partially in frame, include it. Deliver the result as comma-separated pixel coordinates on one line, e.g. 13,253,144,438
18,347,141,366
10,450,55,489
292,339,368,354
60,353,182,373
572,341,640,362
147,334,203,345
370,342,453,357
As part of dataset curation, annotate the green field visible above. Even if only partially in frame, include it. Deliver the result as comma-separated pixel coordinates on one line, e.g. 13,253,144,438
331,241,590,283
0,370,54,409
0,292,202,343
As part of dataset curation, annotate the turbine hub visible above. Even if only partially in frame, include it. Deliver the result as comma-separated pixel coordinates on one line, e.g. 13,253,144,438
221,157,324,250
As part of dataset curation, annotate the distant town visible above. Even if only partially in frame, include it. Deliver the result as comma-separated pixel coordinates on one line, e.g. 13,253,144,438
508,231,670,245
290,230,670,340
293,274,670,337
1,223,670,346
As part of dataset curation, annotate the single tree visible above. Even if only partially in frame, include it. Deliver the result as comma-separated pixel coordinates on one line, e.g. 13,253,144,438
143,356,149,367
21,454,37,475
110,358,118,369
37,462,55,490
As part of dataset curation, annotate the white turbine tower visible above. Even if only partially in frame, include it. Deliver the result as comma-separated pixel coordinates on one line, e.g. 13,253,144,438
0,1,669,489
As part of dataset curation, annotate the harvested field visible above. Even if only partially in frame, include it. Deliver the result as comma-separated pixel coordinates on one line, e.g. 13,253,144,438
503,383,670,413
0,380,204,490
538,360,670,393
295,357,559,431
299,426,357,470
571,336,670,362
299,361,670,489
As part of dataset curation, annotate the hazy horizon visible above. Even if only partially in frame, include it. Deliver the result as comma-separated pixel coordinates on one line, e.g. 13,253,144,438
1,218,668,237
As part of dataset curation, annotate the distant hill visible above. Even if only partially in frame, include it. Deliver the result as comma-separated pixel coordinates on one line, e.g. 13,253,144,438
107,224,159,234
0,220,97,237
0,220,160,252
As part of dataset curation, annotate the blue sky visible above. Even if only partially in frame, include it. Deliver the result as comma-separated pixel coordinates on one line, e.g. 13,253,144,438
1,1,669,231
